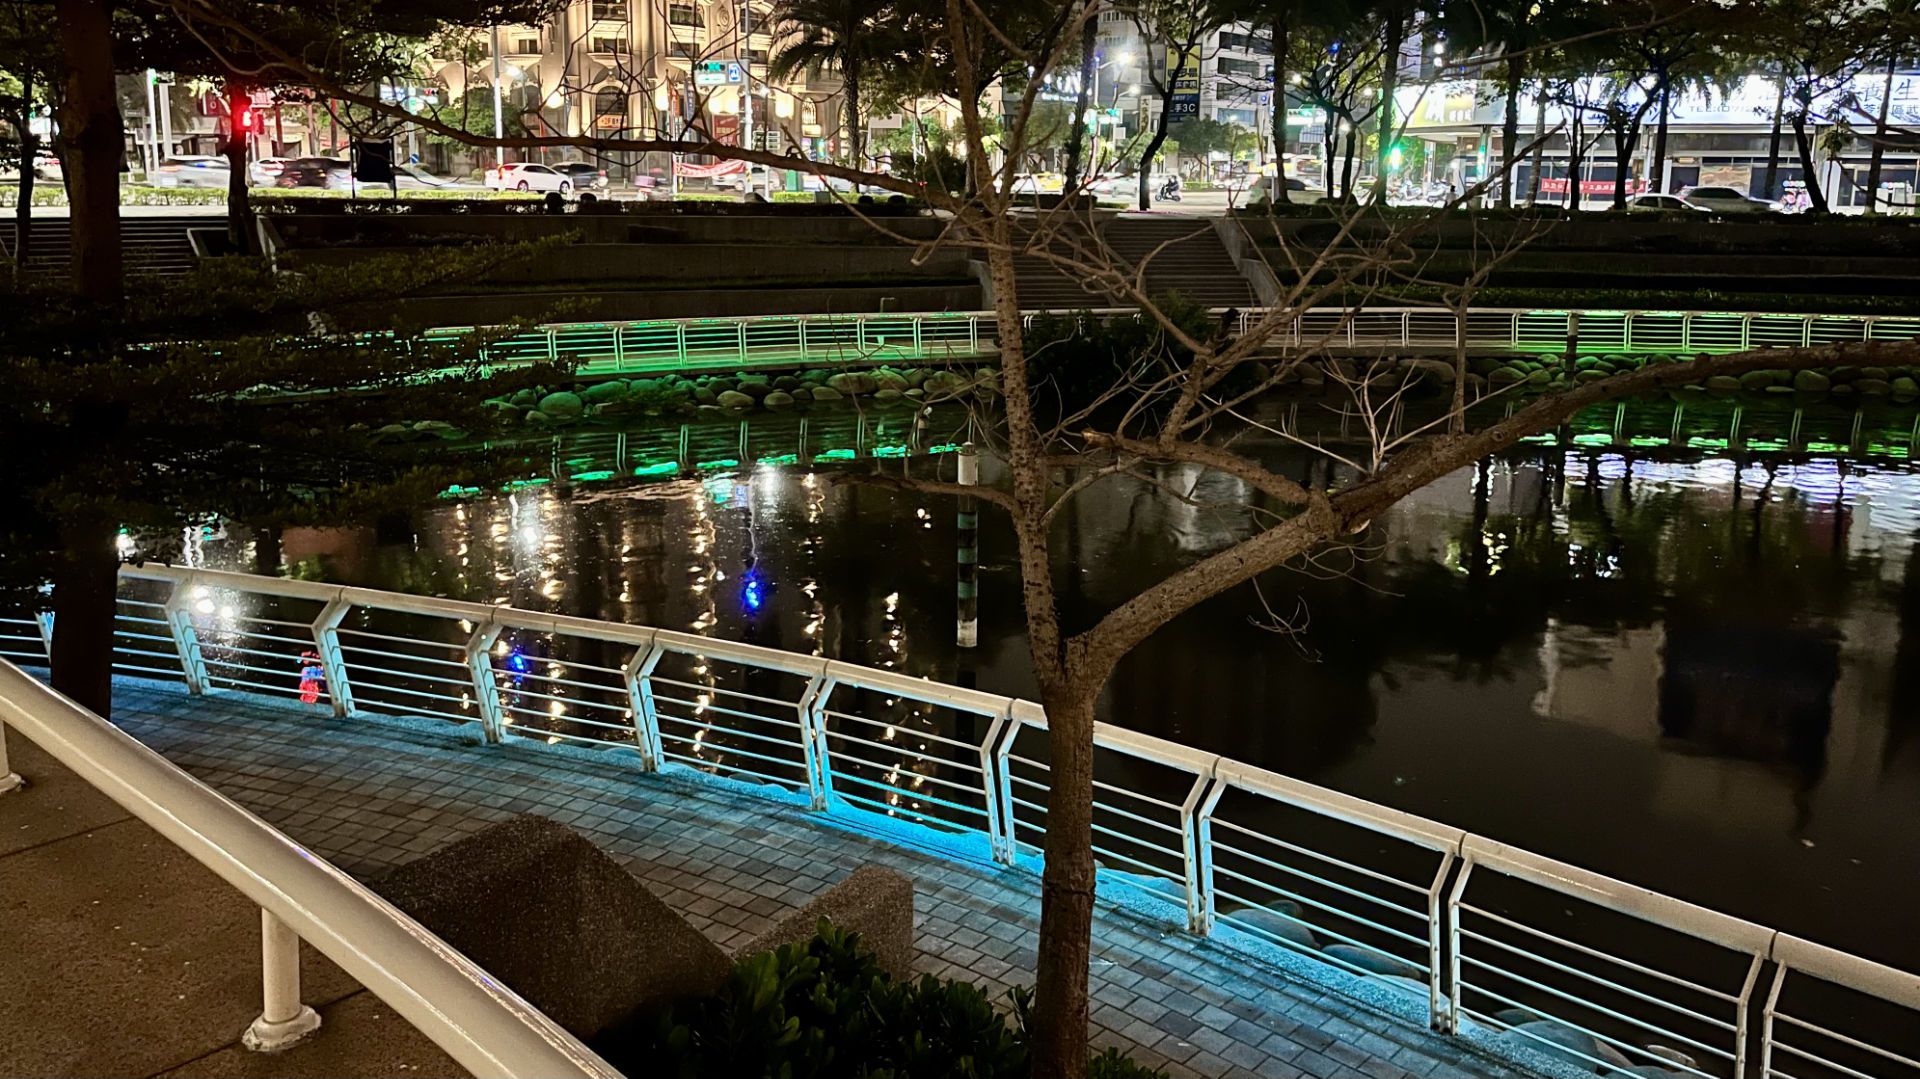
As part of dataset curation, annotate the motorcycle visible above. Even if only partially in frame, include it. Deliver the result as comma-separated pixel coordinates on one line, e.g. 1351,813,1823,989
1157,177,1183,203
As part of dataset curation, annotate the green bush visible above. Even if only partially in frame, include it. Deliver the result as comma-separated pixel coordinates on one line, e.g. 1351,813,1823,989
598,922,1166,1079
1024,295,1232,418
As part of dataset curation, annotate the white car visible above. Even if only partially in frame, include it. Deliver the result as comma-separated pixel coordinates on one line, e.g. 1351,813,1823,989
249,157,291,186
1681,185,1776,214
1088,174,1139,199
153,155,231,188
1626,193,1705,213
485,162,573,193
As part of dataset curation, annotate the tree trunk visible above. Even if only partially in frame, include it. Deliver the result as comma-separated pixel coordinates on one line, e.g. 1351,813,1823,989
50,524,120,719
845,62,862,169
1760,68,1786,200
1340,121,1356,199
1029,686,1097,1079
1498,57,1522,209
1138,63,1184,210
1374,12,1407,202
1062,18,1098,192
1650,79,1671,193
1865,56,1895,214
1527,91,1545,205
1271,15,1290,202
13,126,35,270
1566,117,1584,211
224,82,255,254
1611,117,1637,209
1792,112,1827,213
56,0,123,305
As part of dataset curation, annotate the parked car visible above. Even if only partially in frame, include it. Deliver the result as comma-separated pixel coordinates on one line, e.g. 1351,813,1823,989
552,161,610,191
153,155,230,188
1680,185,1776,214
249,157,291,186
1626,193,1706,213
485,162,572,193
275,156,351,189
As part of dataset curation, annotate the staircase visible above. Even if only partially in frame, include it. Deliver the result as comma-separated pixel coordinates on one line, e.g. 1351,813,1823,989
1007,214,1256,311
1100,217,1255,309
1,215,202,279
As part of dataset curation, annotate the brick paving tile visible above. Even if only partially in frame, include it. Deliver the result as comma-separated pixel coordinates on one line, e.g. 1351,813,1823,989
110,679,1539,1079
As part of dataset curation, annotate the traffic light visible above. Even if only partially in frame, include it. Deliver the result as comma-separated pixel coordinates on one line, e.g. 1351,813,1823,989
235,103,255,133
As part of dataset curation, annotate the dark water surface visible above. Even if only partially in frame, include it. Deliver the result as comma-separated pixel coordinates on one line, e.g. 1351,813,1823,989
203,403,1920,976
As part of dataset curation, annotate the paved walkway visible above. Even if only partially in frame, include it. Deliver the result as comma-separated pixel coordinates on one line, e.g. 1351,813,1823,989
0,735,461,1078
104,678,1531,1079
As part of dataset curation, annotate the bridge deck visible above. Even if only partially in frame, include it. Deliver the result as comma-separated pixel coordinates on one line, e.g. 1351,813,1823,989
34,678,1538,1079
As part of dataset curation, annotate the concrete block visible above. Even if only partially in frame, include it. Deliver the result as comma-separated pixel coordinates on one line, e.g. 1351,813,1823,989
736,864,915,979
374,814,730,1040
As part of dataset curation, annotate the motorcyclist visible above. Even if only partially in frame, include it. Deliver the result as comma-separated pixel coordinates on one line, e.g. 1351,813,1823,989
1157,174,1183,202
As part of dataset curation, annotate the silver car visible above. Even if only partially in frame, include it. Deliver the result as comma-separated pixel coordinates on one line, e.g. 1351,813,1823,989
153,155,230,188
1681,185,1777,214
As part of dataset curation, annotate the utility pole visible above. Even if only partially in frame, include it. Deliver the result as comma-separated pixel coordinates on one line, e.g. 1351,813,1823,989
143,69,161,175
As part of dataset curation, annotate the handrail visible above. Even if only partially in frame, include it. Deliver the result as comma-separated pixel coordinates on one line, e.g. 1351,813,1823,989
0,660,621,1079
21,563,1920,1075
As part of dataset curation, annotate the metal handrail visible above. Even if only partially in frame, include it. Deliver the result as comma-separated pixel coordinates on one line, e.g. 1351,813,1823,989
437,306,1920,377
12,561,1920,1077
0,660,621,1079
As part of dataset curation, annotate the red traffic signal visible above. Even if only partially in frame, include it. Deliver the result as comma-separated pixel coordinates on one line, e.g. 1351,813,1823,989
235,105,255,132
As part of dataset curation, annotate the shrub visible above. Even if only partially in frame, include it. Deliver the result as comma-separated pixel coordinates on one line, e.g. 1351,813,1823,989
597,922,1166,1079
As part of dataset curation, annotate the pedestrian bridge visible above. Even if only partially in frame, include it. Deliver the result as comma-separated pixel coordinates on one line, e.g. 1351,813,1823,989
440,306,1920,378
3,565,1918,1079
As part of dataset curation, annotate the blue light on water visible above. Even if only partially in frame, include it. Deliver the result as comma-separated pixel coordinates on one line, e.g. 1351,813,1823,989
741,567,767,613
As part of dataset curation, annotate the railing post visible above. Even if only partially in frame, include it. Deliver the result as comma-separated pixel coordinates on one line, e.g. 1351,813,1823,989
623,642,665,771
1735,954,1766,1079
1443,857,1477,1036
798,316,810,359
613,323,626,368
979,709,1013,864
464,622,505,744
0,722,23,794
241,909,321,1051
1427,851,1460,1033
34,611,53,657
309,598,356,718
988,711,1023,866
1187,776,1225,936
795,673,836,811
162,576,210,695
675,321,688,367
1682,312,1694,353
737,319,749,365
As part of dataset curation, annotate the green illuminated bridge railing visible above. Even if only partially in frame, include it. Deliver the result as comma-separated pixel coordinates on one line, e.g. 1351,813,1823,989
429,307,1920,376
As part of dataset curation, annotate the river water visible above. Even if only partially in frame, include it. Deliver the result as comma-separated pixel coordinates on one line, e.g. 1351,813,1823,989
200,399,1920,978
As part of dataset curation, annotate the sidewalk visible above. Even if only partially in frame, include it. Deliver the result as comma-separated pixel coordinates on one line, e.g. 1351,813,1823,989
105,678,1536,1079
0,734,462,1078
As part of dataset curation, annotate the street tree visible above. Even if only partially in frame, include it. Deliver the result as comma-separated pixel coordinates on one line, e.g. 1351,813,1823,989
1752,0,1871,212
113,2,1920,1077
767,0,899,168
0,0,60,267
1129,0,1230,208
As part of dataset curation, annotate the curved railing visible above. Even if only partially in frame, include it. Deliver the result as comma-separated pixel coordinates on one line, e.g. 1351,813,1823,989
0,658,619,1079
6,563,1918,1079
432,307,1920,378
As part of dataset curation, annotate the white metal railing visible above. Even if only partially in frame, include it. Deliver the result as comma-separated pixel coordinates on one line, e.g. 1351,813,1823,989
0,659,620,1079
434,307,1920,378
9,562,1920,1079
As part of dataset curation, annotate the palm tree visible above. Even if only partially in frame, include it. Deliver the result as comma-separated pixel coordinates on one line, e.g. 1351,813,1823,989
768,0,883,168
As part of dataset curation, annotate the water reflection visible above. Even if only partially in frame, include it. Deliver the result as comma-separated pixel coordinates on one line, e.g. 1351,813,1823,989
205,410,1920,974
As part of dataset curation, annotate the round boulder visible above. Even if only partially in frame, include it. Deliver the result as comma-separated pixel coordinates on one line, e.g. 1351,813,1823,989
716,390,756,410
1792,369,1832,393
763,391,796,411
810,386,844,402
827,371,879,395
582,380,628,403
537,391,584,421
